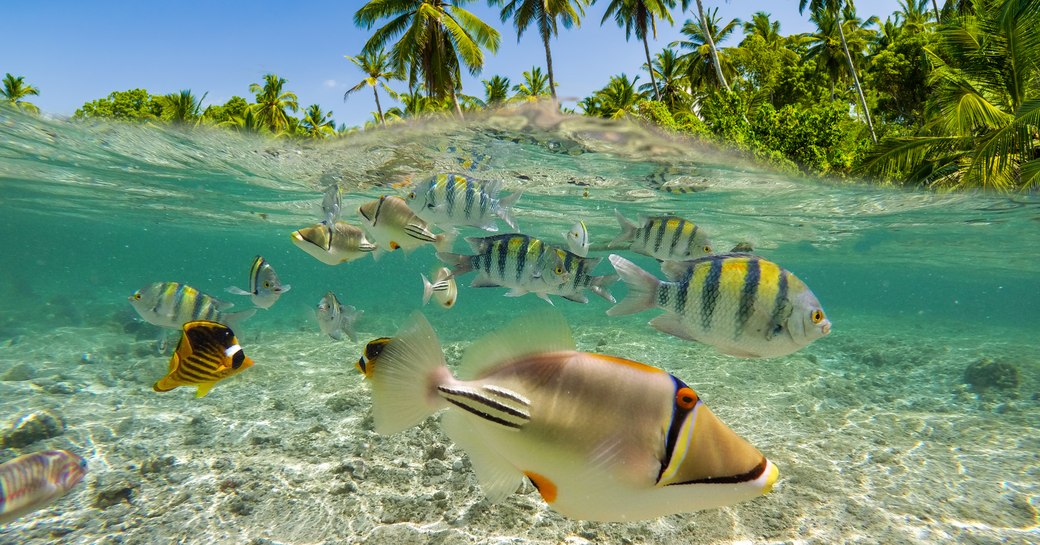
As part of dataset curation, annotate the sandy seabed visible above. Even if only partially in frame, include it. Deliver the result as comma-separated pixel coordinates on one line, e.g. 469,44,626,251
0,310,1037,545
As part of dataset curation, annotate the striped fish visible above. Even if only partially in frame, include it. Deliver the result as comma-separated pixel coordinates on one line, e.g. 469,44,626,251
316,291,363,341
226,255,291,309
563,221,590,257
436,234,569,304
608,254,831,358
358,195,454,259
153,320,254,397
354,311,777,522
0,450,87,524
420,267,458,309
545,249,618,304
291,221,377,266
129,282,256,330
610,210,713,261
405,173,522,232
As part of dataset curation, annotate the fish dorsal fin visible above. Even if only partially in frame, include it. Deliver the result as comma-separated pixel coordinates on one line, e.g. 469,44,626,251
441,411,523,503
459,310,575,380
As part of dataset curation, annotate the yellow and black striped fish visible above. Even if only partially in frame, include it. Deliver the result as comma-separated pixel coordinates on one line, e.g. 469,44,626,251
437,234,568,304
610,210,713,261
608,253,831,358
405,173,522,232
153,320,253,397
129,282,256,330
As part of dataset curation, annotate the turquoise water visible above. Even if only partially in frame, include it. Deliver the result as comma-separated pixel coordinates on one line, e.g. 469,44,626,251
1,105,1037,544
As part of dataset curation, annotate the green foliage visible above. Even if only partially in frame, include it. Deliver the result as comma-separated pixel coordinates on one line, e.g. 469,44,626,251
512,66,551,100
2,73,40,114
751,101,864,175
203,96,249,125
635,100,710,138
156,89,207,126
249,74,299,135
74,89,162,121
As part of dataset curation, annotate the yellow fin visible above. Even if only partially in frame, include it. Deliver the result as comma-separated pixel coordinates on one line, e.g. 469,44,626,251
195,382,215,398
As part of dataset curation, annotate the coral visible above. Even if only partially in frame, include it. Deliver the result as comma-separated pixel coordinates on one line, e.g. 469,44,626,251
964,358,1020,392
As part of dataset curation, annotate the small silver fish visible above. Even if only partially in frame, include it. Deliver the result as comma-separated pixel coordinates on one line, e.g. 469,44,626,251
405,173,522,232
0,450,87,524
316,291,363,341
226,255,291,309
437,234,569,304
291,221,377,266
321,183,342,236
563,221,590,257
129,282,256,330
610,210,713,261
420,266,458,309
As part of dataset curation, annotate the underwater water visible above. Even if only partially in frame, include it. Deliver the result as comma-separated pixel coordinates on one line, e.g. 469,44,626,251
0,104,1037,544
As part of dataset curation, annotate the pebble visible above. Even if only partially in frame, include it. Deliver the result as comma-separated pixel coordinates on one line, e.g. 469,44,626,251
0,410,65,448
1,363,36,381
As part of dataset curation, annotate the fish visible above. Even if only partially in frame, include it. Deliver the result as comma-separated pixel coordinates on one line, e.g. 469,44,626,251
420,266,458,308
321,183,342,233
546,250,618,304
436,234,569,304
354,311,778,522
290,221,377,266
226,255,291,309
607,253,831,358
0,450,87,524
316,291,363,341
563,221,590,257
129,282,257,330
405,173,522,232
153,320,254,397
357,195,455,259
610,210,713,261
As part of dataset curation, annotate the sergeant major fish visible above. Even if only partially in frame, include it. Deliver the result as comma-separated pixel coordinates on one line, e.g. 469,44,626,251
354,311,778,522
129,282,257,330
0,450,87,524
316,291,363,341
153,320,254,397
358,195,455,259
405,173,522,232
608,254,830,358
610,210,713,261
226,255,291,309
545,249,618,304
291,221,377,266
437,234,569,304
420,266,458,309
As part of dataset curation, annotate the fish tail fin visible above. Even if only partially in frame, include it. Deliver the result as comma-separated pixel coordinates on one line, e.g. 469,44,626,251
496,190,523,230
363,312,452,434
152,376,180,393
607,254,660,316
342,306,362,342
436,252,474,277
223,308,257,329
590,274,620,304
420,274,435,306
609,209,637,248
434,228,457,253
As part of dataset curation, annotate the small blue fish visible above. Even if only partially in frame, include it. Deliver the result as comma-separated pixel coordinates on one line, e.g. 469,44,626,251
227,255,291,309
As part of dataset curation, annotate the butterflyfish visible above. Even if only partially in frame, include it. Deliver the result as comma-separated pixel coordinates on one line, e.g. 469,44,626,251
153,320,253,397
0,450,87,524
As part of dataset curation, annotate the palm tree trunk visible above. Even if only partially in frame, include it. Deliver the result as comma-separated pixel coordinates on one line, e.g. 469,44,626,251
372,86,385,125
642,35,661,101
930,0,940,23
450,87,464,120
836,14,878,143
696,0,731,92
540,14,558,102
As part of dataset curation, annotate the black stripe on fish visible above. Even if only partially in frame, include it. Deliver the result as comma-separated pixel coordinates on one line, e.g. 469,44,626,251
685,224,698,257
480,385,531,406
656,375,698,485
737,257,761,337
767,270,790,340
496,239,509,281
667,458,770,486
675,269,689,315
516,237,529,281
479,190,490,218
439,385,530,429
372,195,387,227
446,177,457,217
669,219,685,255
248,256,264,294
404,223,436,242
641,221,652,247
653,220,667,253
464,179,475,219
701,257,723,331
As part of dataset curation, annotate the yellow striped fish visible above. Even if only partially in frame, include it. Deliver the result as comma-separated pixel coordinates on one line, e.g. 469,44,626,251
610,210,713,261
405,173,522,232
0,450,87,524
290,221,377,265
129,282,256,330
608,254,831,358
354,311,777,522
436,234,569,304
153,320,254,397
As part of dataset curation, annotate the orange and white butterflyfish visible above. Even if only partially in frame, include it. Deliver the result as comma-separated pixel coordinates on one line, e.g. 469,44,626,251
355,311,778,522
153,320,253,398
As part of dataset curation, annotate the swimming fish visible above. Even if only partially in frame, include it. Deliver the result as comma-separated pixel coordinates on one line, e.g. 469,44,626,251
358,195,455,259
0,450,87,525
405,173,522,232
420,266,458,308
546,250,618,304
437,234,569,304
226,255,291,309
321,183,342,232
316,291,363,341
290,221,377,266
608,254,831,358
563,221,590,257
153,320,254,397
129,282,257,330
610,210,713,261
355,311,778,522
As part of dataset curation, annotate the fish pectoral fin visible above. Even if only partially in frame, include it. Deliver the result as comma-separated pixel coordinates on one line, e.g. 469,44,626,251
441,411,524,504
504,288,528,298
225,286,253,296
649,315,700,342
469,278,501,289
195,383,216,398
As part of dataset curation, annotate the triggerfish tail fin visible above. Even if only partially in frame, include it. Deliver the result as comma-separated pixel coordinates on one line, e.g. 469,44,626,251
606,254,660,316
496,190,523,231
609,209,638,248
436,252,474,277
359,312,453,435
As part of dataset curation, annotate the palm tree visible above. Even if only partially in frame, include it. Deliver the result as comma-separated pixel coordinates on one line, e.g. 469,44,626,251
799,0,878,143
687,0,730,91
220,108,264,134
482,75,512,106
641,49,690,111
354,0,500,119
600,0,675,102
249,74,299,134
742,11,782,46
592,73,647,118
344,49,399,125
512,66,552,101
494,0,589,101
301,104,336,139
156,89,207,125
1,73,40,114
896,0,932,33
672,8,740,93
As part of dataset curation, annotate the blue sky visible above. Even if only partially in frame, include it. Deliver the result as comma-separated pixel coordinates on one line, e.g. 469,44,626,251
4,0,901,128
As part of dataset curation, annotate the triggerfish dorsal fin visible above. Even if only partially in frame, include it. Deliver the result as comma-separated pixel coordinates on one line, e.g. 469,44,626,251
458,310,575,380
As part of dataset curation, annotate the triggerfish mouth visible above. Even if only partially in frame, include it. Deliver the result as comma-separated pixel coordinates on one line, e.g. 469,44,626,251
354,311,778,522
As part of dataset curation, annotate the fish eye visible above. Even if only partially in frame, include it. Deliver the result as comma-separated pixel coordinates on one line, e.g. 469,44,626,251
811,310,824,324
554,266,564,275
408,191,416,199
675,387,698,410
263,281,271,288
133,293,141,300
703,245,712,253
